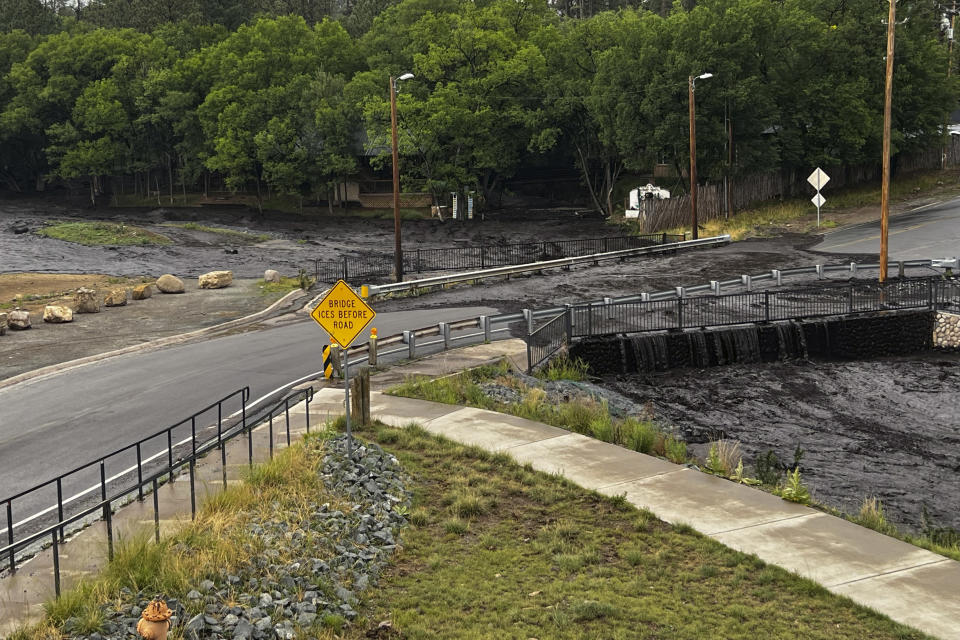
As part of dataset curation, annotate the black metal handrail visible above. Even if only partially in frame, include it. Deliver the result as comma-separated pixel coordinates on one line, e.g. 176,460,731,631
525,277,957,371
1,385,315,596
314,233,684,282
568,278,945,338
526,313,567,373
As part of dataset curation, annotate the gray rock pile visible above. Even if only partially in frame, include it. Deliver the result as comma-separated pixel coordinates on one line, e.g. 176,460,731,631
67,436,410,640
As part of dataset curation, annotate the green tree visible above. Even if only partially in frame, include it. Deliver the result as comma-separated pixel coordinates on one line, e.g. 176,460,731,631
196,16,361,210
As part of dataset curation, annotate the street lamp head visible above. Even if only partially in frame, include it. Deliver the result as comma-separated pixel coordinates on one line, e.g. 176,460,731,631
697,72,714,80
398,72,415,81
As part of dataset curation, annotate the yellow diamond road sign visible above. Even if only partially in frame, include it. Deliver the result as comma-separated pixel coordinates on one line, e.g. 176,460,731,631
311,280,376,347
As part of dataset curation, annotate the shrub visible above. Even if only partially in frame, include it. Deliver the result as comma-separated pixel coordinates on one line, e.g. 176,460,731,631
754,450,783,486
622,418,657,453
665,436,687,464
777,467,811,504
536,356,589,382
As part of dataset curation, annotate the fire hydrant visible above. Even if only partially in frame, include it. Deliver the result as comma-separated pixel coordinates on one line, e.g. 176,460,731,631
136,598,173,640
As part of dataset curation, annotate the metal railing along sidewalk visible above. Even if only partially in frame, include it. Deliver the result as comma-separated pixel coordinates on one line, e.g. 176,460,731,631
0,387,314,598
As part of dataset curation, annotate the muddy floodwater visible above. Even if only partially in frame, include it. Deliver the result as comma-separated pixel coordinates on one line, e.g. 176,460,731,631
601,353,960,534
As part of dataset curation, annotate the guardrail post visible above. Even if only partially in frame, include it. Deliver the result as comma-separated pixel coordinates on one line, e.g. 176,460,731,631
772,270,782,286
564,304,573,341
816,264,824,280
440,322,451,349
898,261,905,279
403,330,416,359
368,335,378,365
641,292,650,302
850,262,857,276
523,309,533,335
675,287,686,299
710,281,720,296
741,275,752,292
662,232,667,245
480,315,491,342
676,297,684,329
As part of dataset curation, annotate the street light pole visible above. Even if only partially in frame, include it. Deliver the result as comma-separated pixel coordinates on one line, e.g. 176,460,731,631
879,0,896,283
390,76,403,282
390,73,414,283
688,73,712,241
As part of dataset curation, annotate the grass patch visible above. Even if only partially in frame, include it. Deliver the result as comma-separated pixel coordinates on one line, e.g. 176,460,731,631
37,222,172,246
389,361,680,463
347,422,930,639
534,355,589,382
160,222,269,243
258,274,313,295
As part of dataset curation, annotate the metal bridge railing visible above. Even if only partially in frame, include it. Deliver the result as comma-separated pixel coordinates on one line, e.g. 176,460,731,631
569,278,943,338
314,233,684,283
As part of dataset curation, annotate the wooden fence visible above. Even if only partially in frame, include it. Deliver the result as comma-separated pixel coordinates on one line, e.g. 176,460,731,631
637,136,960,233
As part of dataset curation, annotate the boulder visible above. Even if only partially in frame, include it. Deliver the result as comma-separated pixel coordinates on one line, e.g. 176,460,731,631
8,309,31,330
264,269,281,283
132,283,153,300
156,274,185,294
199,270,233,289
43,305,73,323
74,287,100,313
0,312,6,336
104,287,128,307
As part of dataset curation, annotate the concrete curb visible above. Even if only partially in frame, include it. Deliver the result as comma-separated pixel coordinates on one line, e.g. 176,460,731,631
0,287,309,392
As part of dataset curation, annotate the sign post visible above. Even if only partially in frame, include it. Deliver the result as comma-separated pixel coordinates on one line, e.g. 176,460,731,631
310,280,376,457
807,167,830,227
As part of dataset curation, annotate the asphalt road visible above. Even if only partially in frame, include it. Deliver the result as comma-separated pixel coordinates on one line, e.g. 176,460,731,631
0,305,497,546
813,197,960,259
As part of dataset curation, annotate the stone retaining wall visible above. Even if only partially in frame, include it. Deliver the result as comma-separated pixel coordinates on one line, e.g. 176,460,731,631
934,311,960,350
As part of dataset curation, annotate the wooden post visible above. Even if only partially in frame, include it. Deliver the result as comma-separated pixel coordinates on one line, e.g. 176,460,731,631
350,369,371,426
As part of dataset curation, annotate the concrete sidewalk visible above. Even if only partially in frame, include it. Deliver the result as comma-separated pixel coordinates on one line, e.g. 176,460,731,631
2,339,958,638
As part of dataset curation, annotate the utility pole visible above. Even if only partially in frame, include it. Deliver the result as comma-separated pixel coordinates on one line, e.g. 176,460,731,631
879,0,896,283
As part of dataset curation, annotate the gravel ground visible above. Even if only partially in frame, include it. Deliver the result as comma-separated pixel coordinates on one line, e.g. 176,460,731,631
63,435,410,640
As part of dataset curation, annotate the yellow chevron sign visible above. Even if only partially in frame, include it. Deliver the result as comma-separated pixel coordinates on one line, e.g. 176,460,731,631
322,344,333,379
